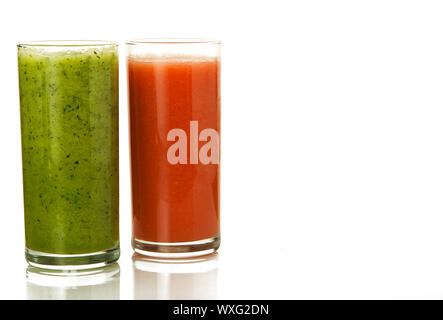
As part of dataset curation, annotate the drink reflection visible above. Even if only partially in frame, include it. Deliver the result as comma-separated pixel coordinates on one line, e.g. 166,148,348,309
133,253,218,300
26,263,120,300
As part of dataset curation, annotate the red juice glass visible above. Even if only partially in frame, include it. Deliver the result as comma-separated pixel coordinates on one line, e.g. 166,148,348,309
127,39,221,257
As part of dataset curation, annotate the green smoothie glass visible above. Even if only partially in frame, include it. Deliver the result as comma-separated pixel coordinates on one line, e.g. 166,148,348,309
18,41,119,269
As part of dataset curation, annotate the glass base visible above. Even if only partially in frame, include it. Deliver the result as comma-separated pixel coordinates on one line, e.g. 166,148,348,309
25,246,120,270
132,235,220,258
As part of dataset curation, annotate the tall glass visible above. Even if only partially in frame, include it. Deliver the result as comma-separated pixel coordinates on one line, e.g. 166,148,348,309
18,41,119,269
127,39,221,257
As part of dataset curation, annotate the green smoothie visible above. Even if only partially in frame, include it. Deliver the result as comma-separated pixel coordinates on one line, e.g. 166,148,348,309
18,43,119,256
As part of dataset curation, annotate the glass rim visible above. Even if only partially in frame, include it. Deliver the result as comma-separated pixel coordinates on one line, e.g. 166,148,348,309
17,40,118,48
126,38,221,45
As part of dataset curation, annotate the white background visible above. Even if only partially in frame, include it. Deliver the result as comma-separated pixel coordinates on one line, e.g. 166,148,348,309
1,0,443,299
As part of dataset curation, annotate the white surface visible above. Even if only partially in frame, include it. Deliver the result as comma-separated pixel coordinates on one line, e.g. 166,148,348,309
1,0,443,299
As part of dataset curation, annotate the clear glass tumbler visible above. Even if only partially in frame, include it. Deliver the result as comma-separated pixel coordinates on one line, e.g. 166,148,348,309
18,41,119,269
127,39,221,257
